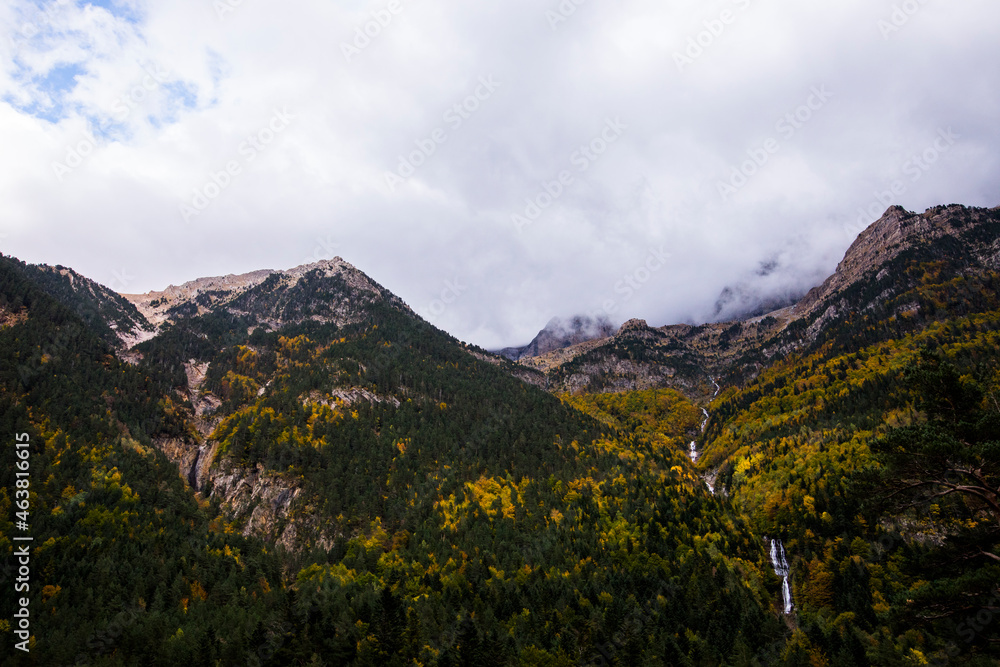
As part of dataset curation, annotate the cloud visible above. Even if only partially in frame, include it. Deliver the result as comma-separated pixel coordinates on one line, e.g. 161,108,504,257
0,0,998,348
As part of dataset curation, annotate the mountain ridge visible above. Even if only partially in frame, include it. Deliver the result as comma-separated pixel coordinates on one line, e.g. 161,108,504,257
495,314,617,361
121,256,413,332
10,260,156,348
513,203,1000,396
4,200,1000,664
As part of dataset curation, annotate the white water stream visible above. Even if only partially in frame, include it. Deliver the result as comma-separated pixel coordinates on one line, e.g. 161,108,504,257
768,538,793,614
689,408,710,464
690,378,722,488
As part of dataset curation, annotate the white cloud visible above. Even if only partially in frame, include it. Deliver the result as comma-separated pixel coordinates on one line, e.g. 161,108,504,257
0,0,998,348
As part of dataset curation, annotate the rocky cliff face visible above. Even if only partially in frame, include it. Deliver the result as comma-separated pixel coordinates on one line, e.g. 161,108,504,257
497,314,616,361
517,204,1000,397
527,311,793,398
154,428,334,552
122,257,412,332
206,461,336,553
152,357,337,553
20,262,155,349
795,205,1000,318
108,203,1000,552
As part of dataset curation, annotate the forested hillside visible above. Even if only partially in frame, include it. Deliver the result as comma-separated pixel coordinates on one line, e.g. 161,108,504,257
0,255,288,665
2,203,999,665
695,218,1000,664
0,255,785,665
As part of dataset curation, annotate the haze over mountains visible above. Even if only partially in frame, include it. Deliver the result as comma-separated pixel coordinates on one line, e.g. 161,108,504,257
24,203,995,375
496,315,617,362
19,202,1000,408
491,204,1000,395
3,201,1000,664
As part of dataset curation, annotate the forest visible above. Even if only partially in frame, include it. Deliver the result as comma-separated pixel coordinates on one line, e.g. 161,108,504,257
1,225,999,666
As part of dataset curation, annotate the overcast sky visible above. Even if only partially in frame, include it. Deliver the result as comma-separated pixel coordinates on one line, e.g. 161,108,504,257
1,0,998,348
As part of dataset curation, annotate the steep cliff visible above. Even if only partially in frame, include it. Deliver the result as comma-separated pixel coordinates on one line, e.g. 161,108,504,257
517,204,1000,396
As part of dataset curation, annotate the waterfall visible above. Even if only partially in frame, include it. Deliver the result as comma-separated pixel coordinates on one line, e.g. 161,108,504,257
693,390,717,490
768,538,793,614
690,407,710,465
710,376,720,397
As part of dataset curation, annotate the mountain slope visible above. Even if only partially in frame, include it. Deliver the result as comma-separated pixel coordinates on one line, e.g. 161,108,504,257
10,259,156,349
6,200,999,665
123,257,411,331
0,255,288,665
518,204,1000,397
117,259,609,553
696,273,1000,663
496,314,616,361
685,204,1000,664
3,250,792,664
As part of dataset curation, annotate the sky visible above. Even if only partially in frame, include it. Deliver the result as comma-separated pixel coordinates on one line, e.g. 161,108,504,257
1,0,998,349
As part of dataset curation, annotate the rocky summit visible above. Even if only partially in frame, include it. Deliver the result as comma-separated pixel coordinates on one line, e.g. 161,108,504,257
495,314,617,361
2,202,999,665
122,256,412,331
518,204,1000,397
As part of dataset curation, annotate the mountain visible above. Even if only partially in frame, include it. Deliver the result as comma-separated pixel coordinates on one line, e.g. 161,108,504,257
122,256,413,331
16,260,155,348
0,254,288,663
3,201,999,665
517,204,1000,396
710,258,810,322
5,249,787,664
691,204,1000,665
113,258,605,552
495,314,617,361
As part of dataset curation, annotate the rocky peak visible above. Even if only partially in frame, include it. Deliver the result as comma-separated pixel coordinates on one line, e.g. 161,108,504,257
796,204,993,317
24,263,154,349
836,205,917,280
121,255,409,335
516,202,999,397
617,318,650,336
497,314,616,361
